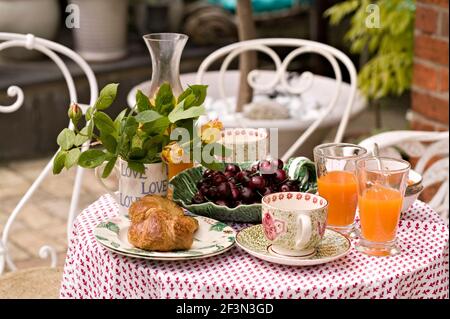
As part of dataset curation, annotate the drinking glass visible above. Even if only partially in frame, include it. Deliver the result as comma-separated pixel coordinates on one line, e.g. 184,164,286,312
355,157,410,257
314,143,368,236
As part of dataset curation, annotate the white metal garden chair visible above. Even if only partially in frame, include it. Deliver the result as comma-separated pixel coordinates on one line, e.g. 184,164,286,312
0,32,98,297
128,38,364,160
359,130,450,223
194,38,360,161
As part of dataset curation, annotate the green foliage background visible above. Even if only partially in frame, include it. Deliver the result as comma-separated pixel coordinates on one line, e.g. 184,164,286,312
325,0,416,99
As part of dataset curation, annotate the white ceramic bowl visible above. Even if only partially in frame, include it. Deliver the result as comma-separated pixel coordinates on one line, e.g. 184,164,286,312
402,169,424,212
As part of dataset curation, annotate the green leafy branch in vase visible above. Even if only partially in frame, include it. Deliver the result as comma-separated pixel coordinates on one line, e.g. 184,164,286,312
53,82,229,178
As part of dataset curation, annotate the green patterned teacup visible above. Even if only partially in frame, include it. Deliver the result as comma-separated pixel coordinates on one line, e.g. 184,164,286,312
261,192,328,258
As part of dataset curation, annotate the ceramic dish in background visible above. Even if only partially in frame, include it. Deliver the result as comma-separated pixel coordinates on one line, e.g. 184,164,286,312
170,159,317,223
403,169,424,212
219,128,269,163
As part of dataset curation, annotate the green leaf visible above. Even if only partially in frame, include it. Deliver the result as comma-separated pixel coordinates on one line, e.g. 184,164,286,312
136,90,151,112
141,116,170,135
177,87,193,104
93,112,116,135
155,83,174,108
74,127,90,146
98,221,120,234
201,158,225,172
143,135,164,148
65,148,81,169
128,161,145,174
87,121,94,137
85,107,94,121
99,134,117,153
57,128,75,151
144,145,159,162
178,85,208,108
210,222,227,232
114,108,128,130
78,149,108,168
186,85,208,107
95,235,108,241
102,156,117,178
135,110,162,123
53,150,67,174
110,242,120,249
129,148,147,160
95,83,119,110
123,117,138,137
168,104,205,123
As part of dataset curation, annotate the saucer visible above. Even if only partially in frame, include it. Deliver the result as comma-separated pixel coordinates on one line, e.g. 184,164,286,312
94,214,236,261
268,245,316,259
236,225,351,266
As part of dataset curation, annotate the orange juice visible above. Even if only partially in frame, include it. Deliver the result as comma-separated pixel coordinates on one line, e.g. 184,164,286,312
358,185,403,242
167,162,193,180
317,171,358,226
166,162,193,200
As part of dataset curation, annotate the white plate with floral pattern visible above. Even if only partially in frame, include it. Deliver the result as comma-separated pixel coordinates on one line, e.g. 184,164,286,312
94,214,236,261
236,225,351,266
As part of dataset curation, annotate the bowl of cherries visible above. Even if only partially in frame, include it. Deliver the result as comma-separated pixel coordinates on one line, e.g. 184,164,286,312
170,158,317,223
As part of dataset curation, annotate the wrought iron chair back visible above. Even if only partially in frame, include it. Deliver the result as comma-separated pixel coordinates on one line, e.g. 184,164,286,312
0,32,98,275
195,38,359,161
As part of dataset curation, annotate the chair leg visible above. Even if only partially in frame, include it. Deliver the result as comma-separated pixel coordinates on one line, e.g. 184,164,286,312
1,156,55,272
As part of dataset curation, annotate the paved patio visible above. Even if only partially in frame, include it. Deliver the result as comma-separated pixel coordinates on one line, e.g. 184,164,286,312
0,158,110,271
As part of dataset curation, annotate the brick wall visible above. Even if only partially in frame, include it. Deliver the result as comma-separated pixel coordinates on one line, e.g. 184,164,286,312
410,0,449,131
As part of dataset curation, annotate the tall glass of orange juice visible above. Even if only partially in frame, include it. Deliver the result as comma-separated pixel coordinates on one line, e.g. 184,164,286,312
314,143,368,236
355,157,410,257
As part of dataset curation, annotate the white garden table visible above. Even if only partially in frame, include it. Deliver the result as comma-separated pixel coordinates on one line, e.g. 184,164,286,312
60,195,448,299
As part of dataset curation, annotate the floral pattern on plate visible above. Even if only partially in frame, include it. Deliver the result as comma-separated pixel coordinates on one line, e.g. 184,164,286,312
236,225,351,266
94,214,236,260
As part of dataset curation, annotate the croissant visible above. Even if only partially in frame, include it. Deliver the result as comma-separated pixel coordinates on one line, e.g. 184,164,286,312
128,195,198,251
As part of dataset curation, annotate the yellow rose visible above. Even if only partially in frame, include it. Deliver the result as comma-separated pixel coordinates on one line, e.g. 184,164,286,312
200,119,224,144
162,142,188,164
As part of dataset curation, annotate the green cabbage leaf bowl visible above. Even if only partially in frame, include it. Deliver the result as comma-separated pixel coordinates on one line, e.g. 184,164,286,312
170,158,317,223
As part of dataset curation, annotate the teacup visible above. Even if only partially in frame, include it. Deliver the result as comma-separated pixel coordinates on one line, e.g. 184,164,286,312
95,158,168,215
261,192,328,258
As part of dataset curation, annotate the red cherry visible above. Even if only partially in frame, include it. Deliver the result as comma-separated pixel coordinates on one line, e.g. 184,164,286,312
212,174,227,185
207,186,218,199
192,192,206,204
249,176,266,190
240,187,254,203
271,159,284,169
274,169,287,183
230,187,240,201
261,187,272,196
225,164,240,174
217,182,231,198
259,160,276,175
224,171,235,179
235,171,249,182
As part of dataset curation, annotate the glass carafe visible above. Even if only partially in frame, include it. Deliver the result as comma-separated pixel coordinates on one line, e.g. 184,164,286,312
143,33,188,99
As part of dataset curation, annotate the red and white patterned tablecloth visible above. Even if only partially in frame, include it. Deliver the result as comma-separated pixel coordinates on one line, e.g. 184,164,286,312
60,195,449,299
